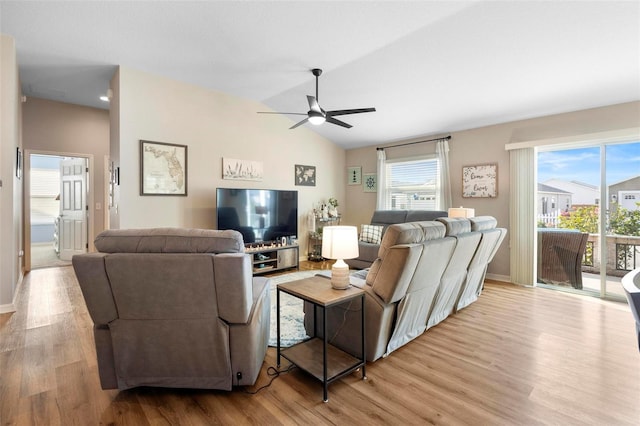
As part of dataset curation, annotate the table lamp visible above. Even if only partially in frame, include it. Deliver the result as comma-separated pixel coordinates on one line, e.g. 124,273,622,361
448,207,475,218
321,226,359,290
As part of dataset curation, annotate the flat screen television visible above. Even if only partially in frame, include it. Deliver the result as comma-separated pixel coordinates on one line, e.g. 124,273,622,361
216,188,298,244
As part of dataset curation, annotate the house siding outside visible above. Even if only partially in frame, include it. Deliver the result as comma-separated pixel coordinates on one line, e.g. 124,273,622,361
543,179,599,207
609,175,640,212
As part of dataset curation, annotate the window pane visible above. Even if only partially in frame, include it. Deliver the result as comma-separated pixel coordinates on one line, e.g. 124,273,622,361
385,158,439,210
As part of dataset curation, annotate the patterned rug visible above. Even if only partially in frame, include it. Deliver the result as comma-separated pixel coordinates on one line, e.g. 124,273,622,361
267,270,319,347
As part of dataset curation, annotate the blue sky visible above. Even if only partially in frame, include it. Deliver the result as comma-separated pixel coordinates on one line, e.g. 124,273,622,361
538,141,640,186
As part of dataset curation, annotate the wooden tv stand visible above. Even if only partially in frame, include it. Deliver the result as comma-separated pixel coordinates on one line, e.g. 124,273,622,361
245,243,299,275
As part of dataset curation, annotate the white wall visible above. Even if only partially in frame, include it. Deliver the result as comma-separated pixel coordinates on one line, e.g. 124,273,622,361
0,34,23,313
345,101,640,280
111,66,345,254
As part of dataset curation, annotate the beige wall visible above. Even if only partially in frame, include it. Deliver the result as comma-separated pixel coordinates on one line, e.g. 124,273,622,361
22,97,110,241
0,34,23,312
345,101,640,280
112,66,345,255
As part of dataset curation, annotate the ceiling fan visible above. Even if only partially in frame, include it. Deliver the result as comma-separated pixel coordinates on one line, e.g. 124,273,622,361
258,68,376,129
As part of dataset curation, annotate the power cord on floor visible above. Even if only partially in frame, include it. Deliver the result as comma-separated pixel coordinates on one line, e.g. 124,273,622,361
241,363,297,395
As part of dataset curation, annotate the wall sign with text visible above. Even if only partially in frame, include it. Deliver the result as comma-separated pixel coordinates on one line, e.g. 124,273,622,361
462,163,497,198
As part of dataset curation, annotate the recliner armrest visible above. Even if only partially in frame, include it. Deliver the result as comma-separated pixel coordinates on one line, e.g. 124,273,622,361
72,253,118,325
214,253,253,323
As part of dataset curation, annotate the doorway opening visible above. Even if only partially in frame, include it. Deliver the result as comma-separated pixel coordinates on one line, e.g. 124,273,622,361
29,153,89,269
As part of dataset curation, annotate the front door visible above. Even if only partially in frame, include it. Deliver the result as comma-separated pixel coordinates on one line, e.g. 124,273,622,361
59,158,88,261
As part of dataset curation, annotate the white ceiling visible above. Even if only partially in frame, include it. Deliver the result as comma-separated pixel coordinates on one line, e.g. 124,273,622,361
1,1,639,149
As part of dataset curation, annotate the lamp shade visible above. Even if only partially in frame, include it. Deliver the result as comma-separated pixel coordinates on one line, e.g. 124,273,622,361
321,226,359,260
448,207,475,218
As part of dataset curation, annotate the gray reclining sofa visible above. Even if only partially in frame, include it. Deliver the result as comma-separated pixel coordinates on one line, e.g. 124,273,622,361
306,216,506,362
72,228,270,391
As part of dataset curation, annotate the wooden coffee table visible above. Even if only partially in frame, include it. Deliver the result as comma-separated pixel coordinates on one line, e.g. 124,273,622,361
276,275,366,402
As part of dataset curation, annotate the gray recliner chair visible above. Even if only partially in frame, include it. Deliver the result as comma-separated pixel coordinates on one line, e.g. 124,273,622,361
426,217,482,329
455,216,507,311
72,228,270,390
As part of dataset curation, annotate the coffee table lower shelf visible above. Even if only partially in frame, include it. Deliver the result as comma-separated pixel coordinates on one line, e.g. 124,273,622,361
281,337,363,383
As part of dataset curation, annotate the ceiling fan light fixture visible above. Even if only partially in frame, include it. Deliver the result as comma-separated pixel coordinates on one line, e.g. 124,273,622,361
308,111,326,125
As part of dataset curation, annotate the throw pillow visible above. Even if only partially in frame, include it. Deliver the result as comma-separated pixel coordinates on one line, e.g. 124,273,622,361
359,224,384,244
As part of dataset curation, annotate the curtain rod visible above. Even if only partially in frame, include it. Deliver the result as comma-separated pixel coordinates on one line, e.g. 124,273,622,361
376,135,451,151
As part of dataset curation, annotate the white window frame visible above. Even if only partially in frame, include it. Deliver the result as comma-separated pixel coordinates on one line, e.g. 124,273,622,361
382,154,440,210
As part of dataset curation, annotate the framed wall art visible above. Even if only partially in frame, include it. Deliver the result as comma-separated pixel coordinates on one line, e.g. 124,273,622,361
295,164,316,186
347,166,362,185
222,158,264,181
363,173,377,192
462,163,497,198
140,140,188,196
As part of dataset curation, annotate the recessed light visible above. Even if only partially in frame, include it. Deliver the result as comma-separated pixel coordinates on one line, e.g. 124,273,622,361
99,95,109,102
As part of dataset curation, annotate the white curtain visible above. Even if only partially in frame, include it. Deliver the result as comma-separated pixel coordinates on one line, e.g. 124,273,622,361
376,148,387,210
509,147,536,286
436,139,452,210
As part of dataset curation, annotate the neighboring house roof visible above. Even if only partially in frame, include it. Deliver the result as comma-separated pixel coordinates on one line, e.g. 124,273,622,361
537,183,571,194
568,180,598,189
608,174,640,187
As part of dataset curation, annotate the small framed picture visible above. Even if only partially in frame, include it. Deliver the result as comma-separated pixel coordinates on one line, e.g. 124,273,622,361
222,158,264,181
363,173,377,192
347,166,362,185
140,140,188,196
295,164,316,186
462,163,497,198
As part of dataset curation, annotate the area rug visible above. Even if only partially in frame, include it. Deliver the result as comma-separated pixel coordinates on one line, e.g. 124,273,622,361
267,270,319,347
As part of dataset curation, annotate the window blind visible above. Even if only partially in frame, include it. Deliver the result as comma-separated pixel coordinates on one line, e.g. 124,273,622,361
385,157,439,210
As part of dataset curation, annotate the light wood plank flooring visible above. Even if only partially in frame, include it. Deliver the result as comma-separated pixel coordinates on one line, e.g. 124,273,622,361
1,263,639,425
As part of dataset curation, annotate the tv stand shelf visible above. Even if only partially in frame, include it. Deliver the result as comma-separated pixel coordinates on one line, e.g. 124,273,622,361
246,244,299,275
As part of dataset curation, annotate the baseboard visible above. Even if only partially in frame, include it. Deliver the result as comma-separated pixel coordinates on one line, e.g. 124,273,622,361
0,269,24,314
485,273,511,283
0,302,16,314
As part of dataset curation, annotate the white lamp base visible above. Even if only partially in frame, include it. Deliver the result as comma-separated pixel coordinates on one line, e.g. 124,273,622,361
331,259,350,290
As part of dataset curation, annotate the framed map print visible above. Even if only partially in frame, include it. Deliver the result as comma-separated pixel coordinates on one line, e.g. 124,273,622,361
140,140,188,196
462,163,497,198
295,164,316,186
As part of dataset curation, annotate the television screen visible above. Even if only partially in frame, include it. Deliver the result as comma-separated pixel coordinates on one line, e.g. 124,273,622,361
216,188,298,244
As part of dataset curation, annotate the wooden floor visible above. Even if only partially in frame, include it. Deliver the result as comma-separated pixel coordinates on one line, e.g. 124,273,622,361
1,263,639,425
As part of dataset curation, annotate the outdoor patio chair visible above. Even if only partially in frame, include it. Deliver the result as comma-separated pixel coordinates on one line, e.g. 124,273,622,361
537,228,589,289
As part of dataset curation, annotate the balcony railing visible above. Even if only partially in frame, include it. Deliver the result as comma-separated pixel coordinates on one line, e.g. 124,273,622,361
582,234,640,276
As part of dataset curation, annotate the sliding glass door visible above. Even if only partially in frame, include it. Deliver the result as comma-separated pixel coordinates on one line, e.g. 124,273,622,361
536,141,640,299
604,142,640,297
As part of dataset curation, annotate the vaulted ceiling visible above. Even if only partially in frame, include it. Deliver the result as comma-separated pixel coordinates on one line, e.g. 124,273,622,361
1,1,638,149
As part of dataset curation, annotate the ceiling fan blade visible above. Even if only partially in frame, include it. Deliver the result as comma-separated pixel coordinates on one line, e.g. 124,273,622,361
290,117,309,129
257,111,308,116
307,95,322,113
326,107,376,117
326,116,352,129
